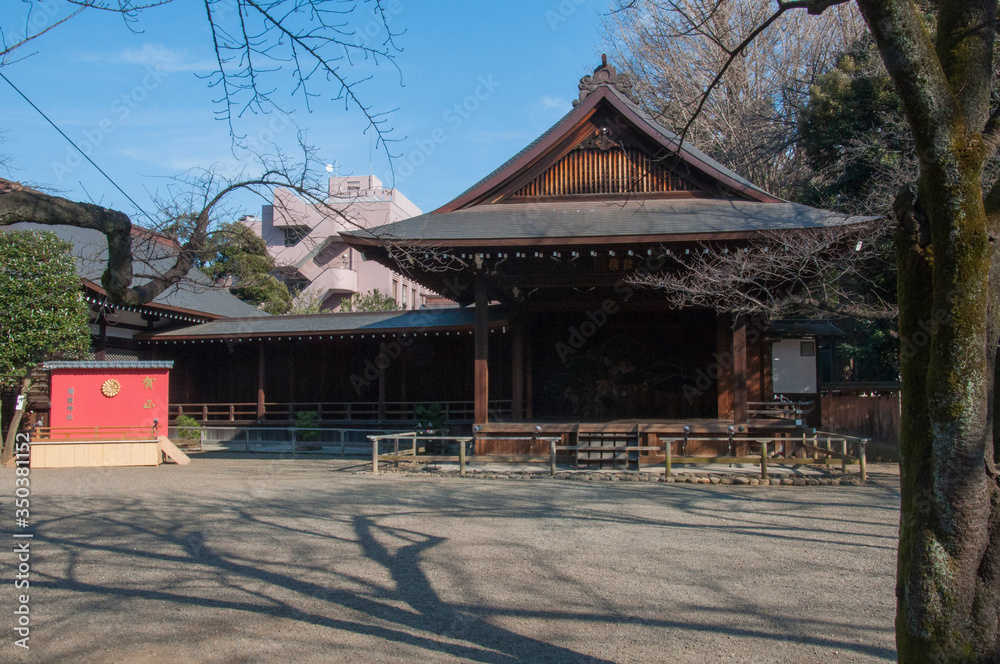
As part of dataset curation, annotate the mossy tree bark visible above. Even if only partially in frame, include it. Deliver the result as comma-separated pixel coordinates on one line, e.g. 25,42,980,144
856,0,1000,659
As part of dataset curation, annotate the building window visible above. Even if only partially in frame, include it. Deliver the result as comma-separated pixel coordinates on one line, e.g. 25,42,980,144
402,284,408,307
800,341,816,357
347,181,360,195
411,287,417,309
283,227,307,247
392,279,399,301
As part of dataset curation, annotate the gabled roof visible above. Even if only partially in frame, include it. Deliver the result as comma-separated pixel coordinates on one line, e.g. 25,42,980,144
343,59,869,253
437,64,781,211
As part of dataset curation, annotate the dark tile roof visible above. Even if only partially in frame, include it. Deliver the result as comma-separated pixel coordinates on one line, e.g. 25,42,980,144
43,361,175,369
344,199,870,244
145,306,507,340
769,320,845,338
4,223,265,319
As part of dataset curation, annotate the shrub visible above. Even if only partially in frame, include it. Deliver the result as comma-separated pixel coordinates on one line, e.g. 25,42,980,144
173,414,200,440
295,410,320,442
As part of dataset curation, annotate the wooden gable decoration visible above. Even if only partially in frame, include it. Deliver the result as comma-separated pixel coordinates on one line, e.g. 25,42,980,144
438,57,780,212
507,122,705,199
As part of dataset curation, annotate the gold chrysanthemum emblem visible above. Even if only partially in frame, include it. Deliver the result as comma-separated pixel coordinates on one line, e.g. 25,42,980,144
101,379,121,398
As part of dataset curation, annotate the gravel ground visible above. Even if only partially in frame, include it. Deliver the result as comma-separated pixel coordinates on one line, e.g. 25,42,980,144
0,458,900,663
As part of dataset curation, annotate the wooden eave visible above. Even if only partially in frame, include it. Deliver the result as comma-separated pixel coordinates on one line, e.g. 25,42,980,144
348,229,768,249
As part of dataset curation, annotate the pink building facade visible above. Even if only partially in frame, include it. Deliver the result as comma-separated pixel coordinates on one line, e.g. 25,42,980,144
244,175,438,311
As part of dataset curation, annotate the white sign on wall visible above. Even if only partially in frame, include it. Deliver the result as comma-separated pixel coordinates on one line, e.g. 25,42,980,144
772,338,818,394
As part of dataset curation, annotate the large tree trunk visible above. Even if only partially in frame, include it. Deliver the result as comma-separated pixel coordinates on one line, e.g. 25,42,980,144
856,0,1000,658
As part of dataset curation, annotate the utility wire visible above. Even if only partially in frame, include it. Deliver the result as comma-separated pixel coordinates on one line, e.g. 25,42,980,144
0,70,156,224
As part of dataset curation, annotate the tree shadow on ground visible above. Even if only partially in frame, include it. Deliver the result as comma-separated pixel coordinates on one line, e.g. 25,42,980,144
14,467,899,662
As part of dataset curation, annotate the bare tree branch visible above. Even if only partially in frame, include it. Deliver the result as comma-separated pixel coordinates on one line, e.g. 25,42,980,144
629,220,895,320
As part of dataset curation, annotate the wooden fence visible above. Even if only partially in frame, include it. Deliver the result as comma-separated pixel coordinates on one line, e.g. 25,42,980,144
820,384,900,459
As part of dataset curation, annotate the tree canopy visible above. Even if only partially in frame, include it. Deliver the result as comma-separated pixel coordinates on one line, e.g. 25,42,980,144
0,229,89,460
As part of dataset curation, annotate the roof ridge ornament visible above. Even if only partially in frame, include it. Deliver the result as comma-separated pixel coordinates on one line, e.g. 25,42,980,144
573,54,636,107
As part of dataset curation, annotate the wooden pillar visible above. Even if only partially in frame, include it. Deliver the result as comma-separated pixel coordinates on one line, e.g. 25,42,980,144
524,323,533,419
716,316,734,419
256,342,265,421
511,321,524,420
474,273,489,424
377,361,386,421
733,319,748,424
95,317,107,361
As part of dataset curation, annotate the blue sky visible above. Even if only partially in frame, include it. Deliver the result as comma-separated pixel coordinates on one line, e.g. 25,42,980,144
2,0,614,220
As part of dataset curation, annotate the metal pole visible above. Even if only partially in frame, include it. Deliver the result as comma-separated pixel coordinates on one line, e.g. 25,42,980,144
841,439,848,474
549,439,556,477
340,430,346,456
245,429,249,453
371,437,379,474
459,437,466,477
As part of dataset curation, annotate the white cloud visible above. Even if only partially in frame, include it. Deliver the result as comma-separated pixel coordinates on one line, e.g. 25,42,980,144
118,44,216,73
537,96,567,112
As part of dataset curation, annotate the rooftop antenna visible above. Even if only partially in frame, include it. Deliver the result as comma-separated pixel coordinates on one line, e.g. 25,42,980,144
369,130,373,190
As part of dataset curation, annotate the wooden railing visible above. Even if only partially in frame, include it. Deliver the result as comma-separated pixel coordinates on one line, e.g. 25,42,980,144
748,400,814,424
170,400,515,424
33,426,159,441
369,430,869,481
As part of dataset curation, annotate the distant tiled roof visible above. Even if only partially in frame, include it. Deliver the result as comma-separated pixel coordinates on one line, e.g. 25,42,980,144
4,223,265,319
345,199,869,245
43,361,175,369
144,306,507,341
769,320,845,338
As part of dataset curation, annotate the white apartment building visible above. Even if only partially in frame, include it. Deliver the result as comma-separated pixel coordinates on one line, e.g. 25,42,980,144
243,175,437,311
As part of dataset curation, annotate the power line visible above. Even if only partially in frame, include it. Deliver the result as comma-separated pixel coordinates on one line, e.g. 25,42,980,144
0,70,156,224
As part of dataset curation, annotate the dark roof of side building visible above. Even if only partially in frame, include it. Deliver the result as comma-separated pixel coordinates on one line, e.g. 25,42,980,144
5,222,265,319
143,306,506,341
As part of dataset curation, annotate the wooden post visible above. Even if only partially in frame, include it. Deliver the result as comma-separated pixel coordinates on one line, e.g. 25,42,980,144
459,437,467,476
550,439,556,477
841,438,848,474
474,274,489,424
716,316,734,419
96,317,107,361
859,439,867,481
733,320,748,423
377,362,386,421
664,438,672,477
256,343,265,421
760,440,768,480
512,322,524,420
524,323,534,419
